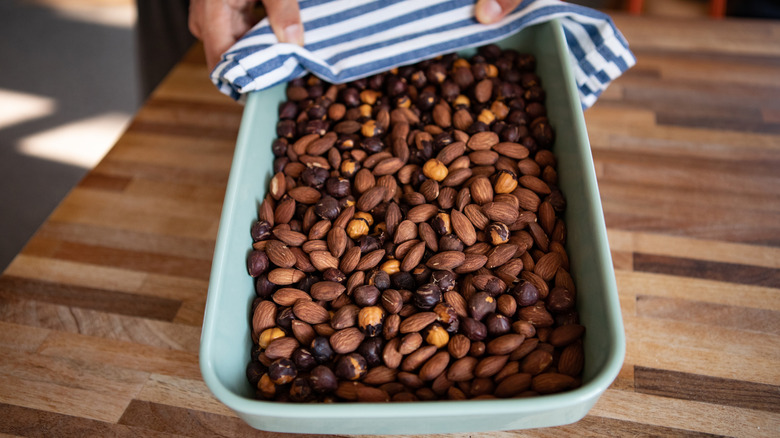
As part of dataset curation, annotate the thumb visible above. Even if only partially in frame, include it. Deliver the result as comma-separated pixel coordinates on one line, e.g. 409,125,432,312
475,0,524,24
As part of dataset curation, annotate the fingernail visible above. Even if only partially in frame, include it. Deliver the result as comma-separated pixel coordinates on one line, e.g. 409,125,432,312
283,24,304,46
477,0,502,23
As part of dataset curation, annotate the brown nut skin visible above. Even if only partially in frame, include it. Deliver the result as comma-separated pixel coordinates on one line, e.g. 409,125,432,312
468,292,496,321
268,358,297,385
335,353,368,381
358,306,385,337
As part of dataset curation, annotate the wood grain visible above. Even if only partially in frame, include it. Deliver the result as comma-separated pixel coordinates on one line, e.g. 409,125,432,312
1,12,779,437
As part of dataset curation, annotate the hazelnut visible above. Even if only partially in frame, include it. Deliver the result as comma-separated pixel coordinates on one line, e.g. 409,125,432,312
422,159,449,182
335,353,368,381
414,283,442,310
358,306,385,337
487,222,510,245
380,259,401,275
425,323,450,349
310,336,335,363
485,313,512,336
257,373,276,399
354,285,381,307
468,291,496,321
493,170,518,194
325,177,351,198
357,337,384,367
433,302,459,333
353,211,374,226
258,327,285,348
340,158,361,178
315,196,341,220
247,250,269,277
268,358,297,385
431,212,452,235
453,94,471,108
309,365,338,393
478,109,496,125
347,218,370,240
289,377,313,402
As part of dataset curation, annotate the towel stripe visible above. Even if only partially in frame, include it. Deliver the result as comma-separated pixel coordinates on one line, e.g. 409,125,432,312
212,0,635,109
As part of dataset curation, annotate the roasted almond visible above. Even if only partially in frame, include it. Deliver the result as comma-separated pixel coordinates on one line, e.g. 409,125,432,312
469,176,494,205
273,198,296,225
474,354,509,378
493,142,530,159
308,219,332,241
548,324,585,347
330,327,365,354
356,186,386,212
272,228,307,246
534,251,562,281
354,249,386,271
451,209,477,246
519,175,551,195
269,172,286,200
292,300,330,324
339,246,361,273
454,253,488,274
436,141,467,165
373,157,406,176
521,349,553,375
447,356,477,382
309,250,340,271
494,373,532,398
306,131,337,156
264,337,299,360
558,342,585,376
401,345,437,372
532,373,575,394
399,312,438,333
265,240,297,269
310,281,346,301
426,251,466,270
287,186,321,204
463,204,490,230
267,268,305,285
486,334,525,356
481,202,519,224
393,220,418,244
419,351,450,381
251,300,277,342
485,244,518,269
401,241,426,272
272,288,311,306
327,227,348,258
406,204,439,223
467,131,499,150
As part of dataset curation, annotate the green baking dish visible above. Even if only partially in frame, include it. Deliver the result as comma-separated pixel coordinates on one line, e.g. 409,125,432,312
200,19,625,434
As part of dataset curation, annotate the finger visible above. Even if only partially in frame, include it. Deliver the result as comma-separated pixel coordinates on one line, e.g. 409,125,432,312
262,0,304,45
475,0,524,24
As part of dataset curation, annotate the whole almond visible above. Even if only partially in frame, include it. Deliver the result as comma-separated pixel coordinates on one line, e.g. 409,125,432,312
292,133,320,155
406,204,439,223
339,246,361,273
292,300,330,324
426,251,466,270
494,373,532,398
373,157,405,176
308,220,332,240
310,281,346,301
399,312,437,333
481,201,519,224
432,101,452,128
436,141,467,165
548,324,585,347
399,332,423,355
264,337,299,360
469,176,494,205
251,300,277,342
558,342,585,376
447,356,477,382
385,202,402,236
354,168,376,194
327,227,348,258
287,186,322,204
393,220,418,244
362,366,398,386
363,151,392,169
513,187,541,212
265,240,297,269
394,239,420,260
269,172,286,200
454,253,488,274
419,351,450,381
441,168,473,187
519,175,551,195
473,79,493,103
463,204,490,230
467,131,499,150
401,345,437,372
309,250,340,271
291,320,316,346
485,244,518,269
493,142,530,159
469,150,499,166
521,349,553,375
302,239,328,253
450,209,477,246
273,198,296,225
534,251,562,281
331,304,360,330
356,186,386,212
306,132,337,156
532,373,575,394
272,288,311,306
354,249,386,271
381,289,403,314
401,241,426,272
290,247,316,273
418,222,439,252
487,334,526,356
443,291,468,318
518,302,554,327
272,228,307,246
330,327,365,354
383,337,403,369
267,268,305,285
474,354,509,378
447,334,471,359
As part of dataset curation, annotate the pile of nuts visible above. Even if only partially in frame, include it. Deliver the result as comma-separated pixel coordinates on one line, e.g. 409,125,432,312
245,44,584,403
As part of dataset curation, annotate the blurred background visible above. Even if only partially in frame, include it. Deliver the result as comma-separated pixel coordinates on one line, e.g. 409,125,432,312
1,0,778,272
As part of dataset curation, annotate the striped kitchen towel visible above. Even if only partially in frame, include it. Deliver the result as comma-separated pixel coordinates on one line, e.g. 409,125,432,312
212,0,635,109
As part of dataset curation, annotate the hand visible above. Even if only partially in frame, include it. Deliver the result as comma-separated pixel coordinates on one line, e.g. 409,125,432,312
474,0,525,24
189,0,304,71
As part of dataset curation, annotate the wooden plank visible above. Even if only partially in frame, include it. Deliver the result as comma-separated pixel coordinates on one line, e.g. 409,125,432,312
118,400,337,438
607,230,780,269
591,389,780,437
633,253,780,288
0,403,174,438
635,366,780,413
37,331,201,380
135,374,237,417
636,294,780,335
0,297,200,353
0,321,49,353
0,276,181,321
0,348,146,422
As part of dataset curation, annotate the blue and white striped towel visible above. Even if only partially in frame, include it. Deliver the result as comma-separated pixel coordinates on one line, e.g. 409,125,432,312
212,0,635,109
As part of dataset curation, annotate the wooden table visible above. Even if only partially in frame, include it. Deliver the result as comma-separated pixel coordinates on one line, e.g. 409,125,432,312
1,13,778,437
